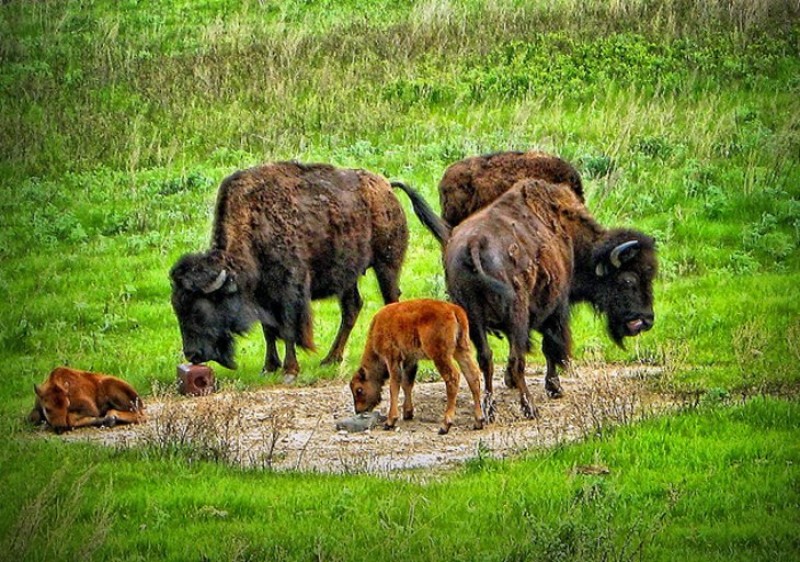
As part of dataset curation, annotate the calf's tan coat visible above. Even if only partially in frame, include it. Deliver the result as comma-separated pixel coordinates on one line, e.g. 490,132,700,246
349,299,484,434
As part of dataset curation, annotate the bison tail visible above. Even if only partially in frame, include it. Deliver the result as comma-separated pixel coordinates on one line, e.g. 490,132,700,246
297,305,316,352
390,181,451,245
469,240,515,301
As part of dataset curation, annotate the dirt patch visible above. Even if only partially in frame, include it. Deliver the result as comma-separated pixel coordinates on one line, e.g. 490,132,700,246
58,365,669,475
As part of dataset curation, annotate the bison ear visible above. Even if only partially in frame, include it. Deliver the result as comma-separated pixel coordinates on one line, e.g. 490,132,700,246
595,261,609,277
34,384,43,397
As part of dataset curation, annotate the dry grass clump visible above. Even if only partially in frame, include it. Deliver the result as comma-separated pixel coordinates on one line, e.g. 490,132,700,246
138,392,294,469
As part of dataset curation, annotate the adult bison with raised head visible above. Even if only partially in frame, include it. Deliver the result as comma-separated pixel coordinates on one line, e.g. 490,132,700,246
170,162,408,382
393,178,656,420
438,150,584,226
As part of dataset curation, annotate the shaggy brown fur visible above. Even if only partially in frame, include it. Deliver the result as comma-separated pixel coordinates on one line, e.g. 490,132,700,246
439,150,583,226
399,179,657,421
170,162,409,380
349,299,485,435
29,367,145,433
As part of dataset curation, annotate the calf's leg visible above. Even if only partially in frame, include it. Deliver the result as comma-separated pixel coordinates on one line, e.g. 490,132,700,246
383,362,402,430
401,361,418,420
455,350,485,430
432,356,460,435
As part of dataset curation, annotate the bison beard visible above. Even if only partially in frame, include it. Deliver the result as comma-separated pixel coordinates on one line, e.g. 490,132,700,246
395,178,657,420
170,162,410,381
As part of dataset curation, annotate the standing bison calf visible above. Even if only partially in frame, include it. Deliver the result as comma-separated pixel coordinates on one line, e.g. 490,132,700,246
349,299,485,434
397,179,657,420
29,367,145,433
170,162,409,381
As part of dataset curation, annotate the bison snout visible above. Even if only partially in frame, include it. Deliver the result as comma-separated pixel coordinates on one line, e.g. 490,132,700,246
626,313,654,336
183,348,206,365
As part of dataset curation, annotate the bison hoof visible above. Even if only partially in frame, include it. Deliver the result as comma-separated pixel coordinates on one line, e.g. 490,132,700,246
482,395,496,423
282,373,298,385
473,419,485,430
438,423,452,435
403,411,414,421
545,379,564,399
262,361,281,374
383,422,397,431
521,403,539,420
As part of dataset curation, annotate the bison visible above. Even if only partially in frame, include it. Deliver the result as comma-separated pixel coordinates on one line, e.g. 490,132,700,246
170,162,409,381
437,150,584,226
29,367,145,433
394,179,657,419
349,299,484,434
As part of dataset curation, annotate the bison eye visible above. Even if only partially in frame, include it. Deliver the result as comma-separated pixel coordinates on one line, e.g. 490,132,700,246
356,388,363,396
618,273,638,288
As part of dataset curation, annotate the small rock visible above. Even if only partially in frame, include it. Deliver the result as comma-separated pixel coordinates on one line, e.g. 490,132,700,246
334,411,387,433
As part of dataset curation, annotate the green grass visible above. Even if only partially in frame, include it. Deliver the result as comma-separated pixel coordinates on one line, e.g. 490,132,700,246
1,0,799,559
2,398,797,561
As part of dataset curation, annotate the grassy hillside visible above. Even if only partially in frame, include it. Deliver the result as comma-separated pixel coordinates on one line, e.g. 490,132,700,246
1,0,798,560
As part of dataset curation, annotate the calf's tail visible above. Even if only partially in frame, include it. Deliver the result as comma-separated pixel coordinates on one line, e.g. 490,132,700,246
391,181,451,245
454,307,473,353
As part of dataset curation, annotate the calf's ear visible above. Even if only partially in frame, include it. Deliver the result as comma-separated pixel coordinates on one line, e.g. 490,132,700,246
357,368,367,382
34,384,43,397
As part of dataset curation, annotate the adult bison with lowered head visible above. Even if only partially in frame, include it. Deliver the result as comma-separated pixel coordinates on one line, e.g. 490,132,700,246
394,178,657,419
170,162,408,381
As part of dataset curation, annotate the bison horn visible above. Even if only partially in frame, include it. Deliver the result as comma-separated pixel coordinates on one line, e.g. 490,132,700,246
609,240,640,269
203,269,228,293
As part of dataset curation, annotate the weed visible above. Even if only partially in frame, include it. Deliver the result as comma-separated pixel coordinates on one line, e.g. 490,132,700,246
3,465,113,562
580,153,616,179
137,393,293,469
732,319,769,395
567,371,645,440
516,479,676,562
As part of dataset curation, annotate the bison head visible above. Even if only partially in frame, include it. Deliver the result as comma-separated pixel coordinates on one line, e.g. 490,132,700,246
34,381,69,431
591,230,657,346
349,367,383,414
169,251,253,370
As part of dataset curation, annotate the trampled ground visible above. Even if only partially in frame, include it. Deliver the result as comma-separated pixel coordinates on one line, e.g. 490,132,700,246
54,364,670,474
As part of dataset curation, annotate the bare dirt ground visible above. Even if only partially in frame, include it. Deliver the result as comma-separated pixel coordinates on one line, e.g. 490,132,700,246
58,364,670,475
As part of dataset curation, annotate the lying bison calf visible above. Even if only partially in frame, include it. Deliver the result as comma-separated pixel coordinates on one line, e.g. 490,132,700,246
349,299,485,435
29,367,145,433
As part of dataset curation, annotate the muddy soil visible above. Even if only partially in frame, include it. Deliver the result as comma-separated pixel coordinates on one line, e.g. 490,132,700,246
57,365,667,475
